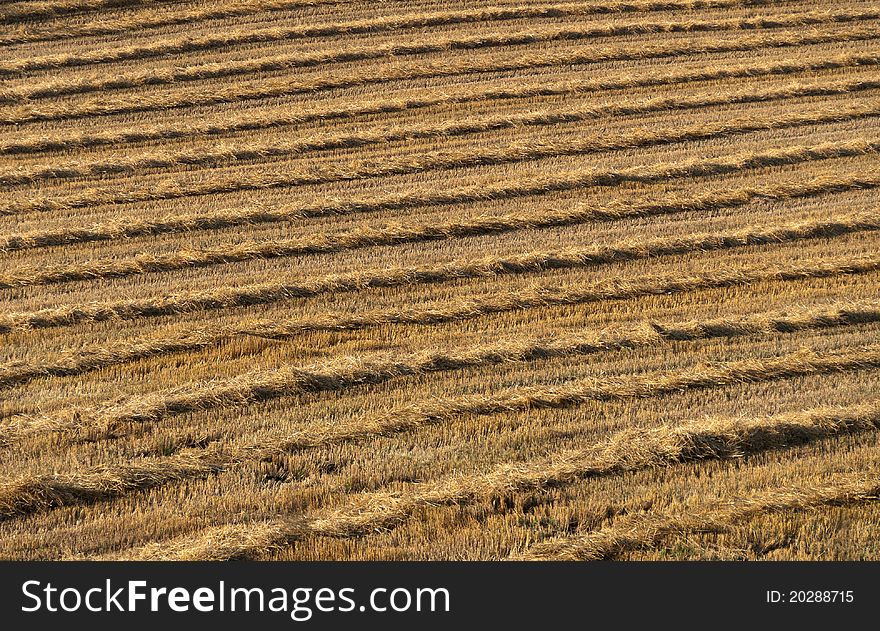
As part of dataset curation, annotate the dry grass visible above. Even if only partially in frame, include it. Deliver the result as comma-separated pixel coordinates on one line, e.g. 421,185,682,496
4,51,876,154
6,8,875,76
6,27,879,124
1,0,879,561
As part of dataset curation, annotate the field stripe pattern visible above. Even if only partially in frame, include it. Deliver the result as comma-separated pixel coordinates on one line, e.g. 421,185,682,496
1,0,880,561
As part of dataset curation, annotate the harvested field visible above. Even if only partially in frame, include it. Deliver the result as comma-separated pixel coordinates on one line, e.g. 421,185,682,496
1,0,879,561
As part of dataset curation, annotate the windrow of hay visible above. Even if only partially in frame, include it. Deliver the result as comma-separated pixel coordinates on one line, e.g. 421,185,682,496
2,395,877,524
320,345,880,448
4,136,875,239
0,167,875,268
105,405,880,560
1,0,347,41
2,254,878,336
1,265,878,390
7,76,880,184
0,0,780,46
5,330,880,445
5,27,877,123
2,206,879,288
11,104,880,213
0,0,184,23
5,51,876,154
2,221,879,331
4,7,866,102
515,476,880,560
2,9,872,76
3,0,879,560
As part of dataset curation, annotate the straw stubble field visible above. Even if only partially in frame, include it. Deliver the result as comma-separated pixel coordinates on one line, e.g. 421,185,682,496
1,0,879,561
